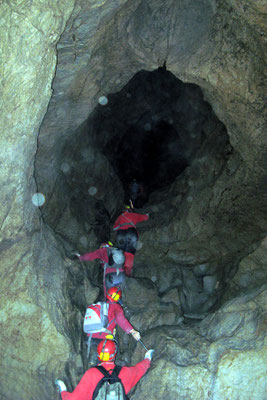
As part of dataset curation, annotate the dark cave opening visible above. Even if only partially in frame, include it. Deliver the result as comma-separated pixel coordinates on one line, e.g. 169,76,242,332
90,68,212,206
109,119,189,206
48,67,230,247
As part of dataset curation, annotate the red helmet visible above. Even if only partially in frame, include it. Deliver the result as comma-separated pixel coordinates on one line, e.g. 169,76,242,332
100,241,113,249
106,286,122,303
97,339,117,361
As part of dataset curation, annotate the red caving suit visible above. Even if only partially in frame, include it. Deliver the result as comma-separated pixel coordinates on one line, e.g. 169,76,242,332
88,301,133,340
113,211,149,274
61,359,151,400
113,211,149,232
78,247,132,277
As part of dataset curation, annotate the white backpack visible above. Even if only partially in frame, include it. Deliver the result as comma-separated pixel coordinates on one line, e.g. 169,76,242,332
83,302,110,334
84,302,113,358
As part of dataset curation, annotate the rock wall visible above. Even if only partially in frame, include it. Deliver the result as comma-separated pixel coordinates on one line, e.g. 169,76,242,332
0,0,266,399
36,0,267,277
0,1,78,399
130,285,266,400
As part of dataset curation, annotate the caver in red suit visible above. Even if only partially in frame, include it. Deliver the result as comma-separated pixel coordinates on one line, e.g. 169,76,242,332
56,339,154,400
60,359,151,400
113,208,149,275
87,287,140,341
90,302,133,340
78,245,132,297
78,246,132,277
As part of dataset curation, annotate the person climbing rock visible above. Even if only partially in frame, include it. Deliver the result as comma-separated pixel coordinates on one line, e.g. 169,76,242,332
55,339,154,400
84,286,141,362
128,178,144,206
74,242,129,298
87,287,140,341
113,205,149,275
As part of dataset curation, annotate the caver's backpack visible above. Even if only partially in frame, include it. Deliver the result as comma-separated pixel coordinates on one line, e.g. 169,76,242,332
104,248,126,289
92,365,128,400
107,247,125,269
84,302,110,334
84,302,113,357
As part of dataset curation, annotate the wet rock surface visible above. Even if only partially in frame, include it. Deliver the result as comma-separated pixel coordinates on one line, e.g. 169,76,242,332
130,285,267,400
0,0,266,399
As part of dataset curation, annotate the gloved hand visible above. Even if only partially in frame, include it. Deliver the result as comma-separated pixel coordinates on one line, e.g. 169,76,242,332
144,349,154,360
55,379,67,393
67,252,80,260
130,329,141,341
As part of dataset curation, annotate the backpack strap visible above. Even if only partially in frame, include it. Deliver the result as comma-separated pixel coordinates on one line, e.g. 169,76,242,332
110,366,128,399
94,365,111,379
93,365,128,400
92,366,112,400
110,365,122,378
87,333,93,358
107,247,115,266
94,365,122,379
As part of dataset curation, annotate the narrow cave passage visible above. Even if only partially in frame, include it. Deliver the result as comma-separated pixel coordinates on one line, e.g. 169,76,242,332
34,66,234,349
42,67,233,326
48,67,230,247
32,46,265,400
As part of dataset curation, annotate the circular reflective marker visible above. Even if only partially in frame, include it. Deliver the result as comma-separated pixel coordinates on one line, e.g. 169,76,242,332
144,122,151,131
98,96,108,105
32,193,45,207
88,186,98,196
79,236,88,247
151,276,157,282
60,162,70,173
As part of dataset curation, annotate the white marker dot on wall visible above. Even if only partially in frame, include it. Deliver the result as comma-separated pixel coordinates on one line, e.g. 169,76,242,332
98,96,108,105
79,236,88,247
144,123,151,131
88,186,98,196
60,162,70,173
32,193,45,207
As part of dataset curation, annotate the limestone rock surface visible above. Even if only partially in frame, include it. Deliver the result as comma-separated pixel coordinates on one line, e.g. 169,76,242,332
0,1,78,399
0,0,266,399
130,285,266,400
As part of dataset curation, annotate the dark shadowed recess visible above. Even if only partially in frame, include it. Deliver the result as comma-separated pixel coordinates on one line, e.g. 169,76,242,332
90,67,216,206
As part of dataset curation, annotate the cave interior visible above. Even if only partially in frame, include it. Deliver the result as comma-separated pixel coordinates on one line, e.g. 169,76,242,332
1,1,266,399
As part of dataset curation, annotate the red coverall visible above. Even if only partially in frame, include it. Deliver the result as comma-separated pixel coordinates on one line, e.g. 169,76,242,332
79,247,132,277
61,359,151,400
113,211,149,232
113,211,149,274
90,302,133,340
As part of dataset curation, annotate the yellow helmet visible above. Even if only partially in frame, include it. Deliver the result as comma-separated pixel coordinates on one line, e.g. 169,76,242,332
100,241,113,248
